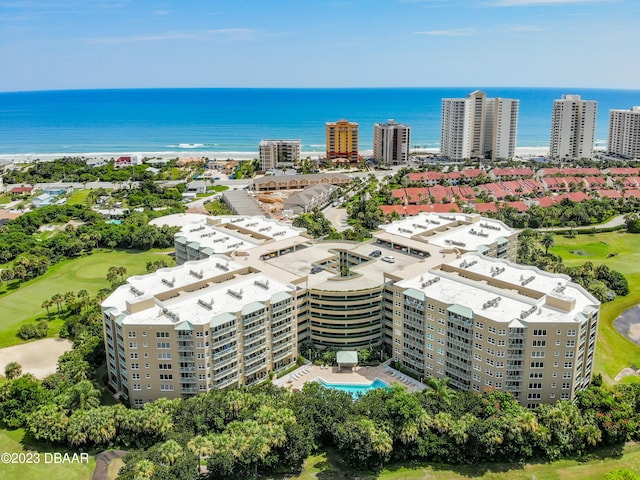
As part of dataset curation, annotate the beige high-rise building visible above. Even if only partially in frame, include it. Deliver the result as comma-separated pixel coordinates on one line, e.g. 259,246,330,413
103,213,598,409
608,106,640,159
326,119,358,162
441,91,519,161
549,94,597,160
373,120,411,165
259,140,301,170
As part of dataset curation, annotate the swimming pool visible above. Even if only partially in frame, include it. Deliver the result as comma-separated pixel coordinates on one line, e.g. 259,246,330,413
317,378,389,397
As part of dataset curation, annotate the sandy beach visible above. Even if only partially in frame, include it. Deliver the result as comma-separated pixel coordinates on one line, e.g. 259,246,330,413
0,146,553,164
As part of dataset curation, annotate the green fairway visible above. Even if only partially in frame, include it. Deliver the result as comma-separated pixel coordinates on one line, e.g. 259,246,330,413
550,231,640,384
0,249,174,348
0,428,94,480
292,444,640,480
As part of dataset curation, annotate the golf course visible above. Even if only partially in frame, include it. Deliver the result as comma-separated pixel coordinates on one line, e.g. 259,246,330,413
0,249,174,348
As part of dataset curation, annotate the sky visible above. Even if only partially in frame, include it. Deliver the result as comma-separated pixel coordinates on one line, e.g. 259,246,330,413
0,0,639,92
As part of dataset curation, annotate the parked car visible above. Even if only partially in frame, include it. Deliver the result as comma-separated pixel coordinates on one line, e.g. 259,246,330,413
369,250,382,258
310,265,324,274
381,256,395,263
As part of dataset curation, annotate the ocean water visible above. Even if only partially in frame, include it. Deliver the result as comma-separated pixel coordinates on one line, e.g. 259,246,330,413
0,88,639,155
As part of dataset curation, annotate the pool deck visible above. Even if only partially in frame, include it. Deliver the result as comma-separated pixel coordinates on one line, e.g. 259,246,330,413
272,364,426,393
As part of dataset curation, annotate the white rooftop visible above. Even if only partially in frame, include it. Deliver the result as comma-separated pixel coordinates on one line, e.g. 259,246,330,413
397,253,598,324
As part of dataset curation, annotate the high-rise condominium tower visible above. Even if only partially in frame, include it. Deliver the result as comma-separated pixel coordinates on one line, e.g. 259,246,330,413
259,140,301,170
440,90,519,161
549,95,597,160
326,119,359,163
373,120,411,165
608,106,640,159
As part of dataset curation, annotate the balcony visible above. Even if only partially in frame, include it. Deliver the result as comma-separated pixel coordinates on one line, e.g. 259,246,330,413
245,361,267,376
244,342,266,356
216,375,238,389
244,324,266,336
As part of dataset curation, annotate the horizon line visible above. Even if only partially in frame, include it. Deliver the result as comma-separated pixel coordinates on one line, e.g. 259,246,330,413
3,85,640,95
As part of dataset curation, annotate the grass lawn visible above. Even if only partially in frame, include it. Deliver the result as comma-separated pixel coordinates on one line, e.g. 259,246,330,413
0,428,95,480
549,231,640,385
0,194,10,204
289,444,640,480
0,249,174,348
66,189,92,205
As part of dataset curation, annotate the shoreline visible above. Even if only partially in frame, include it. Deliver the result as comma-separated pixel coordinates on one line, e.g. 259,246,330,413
0,146,552,163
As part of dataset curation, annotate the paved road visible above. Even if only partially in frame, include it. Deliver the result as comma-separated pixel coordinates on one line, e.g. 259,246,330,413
322,205,349,232
537,215,627,232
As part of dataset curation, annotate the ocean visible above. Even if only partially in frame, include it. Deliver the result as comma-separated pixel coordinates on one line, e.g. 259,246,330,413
0,88,639,156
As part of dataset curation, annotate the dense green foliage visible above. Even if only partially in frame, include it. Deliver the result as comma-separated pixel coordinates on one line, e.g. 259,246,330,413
5,371,640,479
0,205,179,285
2,157,192,184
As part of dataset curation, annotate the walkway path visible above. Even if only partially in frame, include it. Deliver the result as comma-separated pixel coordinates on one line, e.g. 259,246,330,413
537,214,626,232
92,450,127,480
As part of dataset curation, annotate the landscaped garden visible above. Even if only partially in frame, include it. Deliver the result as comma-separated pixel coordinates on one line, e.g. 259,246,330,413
0,249,173,347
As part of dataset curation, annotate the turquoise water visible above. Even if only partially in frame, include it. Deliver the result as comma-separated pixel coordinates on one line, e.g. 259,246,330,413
1,88,639,154
318,378,389,397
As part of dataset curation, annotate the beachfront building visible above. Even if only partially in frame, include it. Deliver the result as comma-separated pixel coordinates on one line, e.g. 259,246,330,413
440,90,519,161
549,95,597,161
259,140,302,170
326,119,359,163
608,106,640,159
103,212,599,408
373,120,412,165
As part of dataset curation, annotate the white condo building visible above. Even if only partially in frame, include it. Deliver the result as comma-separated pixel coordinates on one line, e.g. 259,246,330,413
441,90,519,161
103,213,598,409
259,140,301,170
373,120,412,165
549,95,597,161
608,106,640,159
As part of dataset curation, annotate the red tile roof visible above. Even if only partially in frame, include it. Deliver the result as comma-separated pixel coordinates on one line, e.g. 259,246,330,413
596,189,622,199
492,167,534,177
475,202,497,213
8,186,34,194
609,168,640,176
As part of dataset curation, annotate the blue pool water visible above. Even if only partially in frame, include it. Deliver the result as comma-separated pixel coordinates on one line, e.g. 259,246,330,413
318,378,389,397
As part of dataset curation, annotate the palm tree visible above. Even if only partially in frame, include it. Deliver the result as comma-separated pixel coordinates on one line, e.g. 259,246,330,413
41,298,53,316
540,232,556,255
133,459,155,480
51,293,64,313
187,435,213,475
158,439,183,466
77,289,90,312
65,380,101,410
425,376,457,406
4,361,22,379
107,266,120,286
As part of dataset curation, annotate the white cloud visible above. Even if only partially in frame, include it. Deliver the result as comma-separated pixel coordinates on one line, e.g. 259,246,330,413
506,24,544,31
413,28,474,36
87,28,257,44
490,0,606,5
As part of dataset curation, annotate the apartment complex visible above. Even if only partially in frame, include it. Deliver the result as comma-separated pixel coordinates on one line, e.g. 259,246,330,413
103,213,598,408
259,140,301,170
441,90,519,161
608,106,640,159
549,95,597,160
373,120,411,165
326,119,359,162
388,254,599,410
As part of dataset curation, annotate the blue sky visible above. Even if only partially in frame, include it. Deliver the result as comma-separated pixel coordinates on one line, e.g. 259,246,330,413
0,0,638,91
